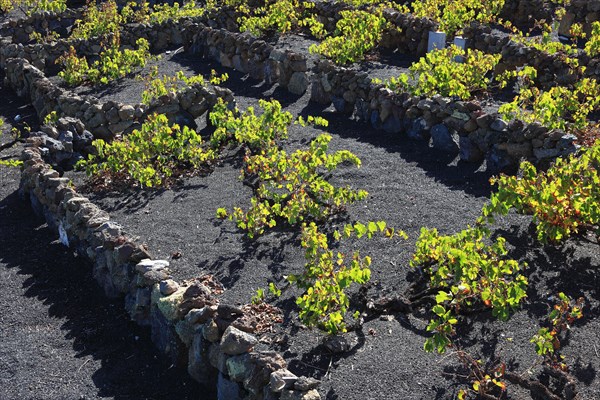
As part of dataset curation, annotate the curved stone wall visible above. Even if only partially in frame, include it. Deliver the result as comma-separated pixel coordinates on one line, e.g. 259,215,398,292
311,60,578,172
19,141,321,400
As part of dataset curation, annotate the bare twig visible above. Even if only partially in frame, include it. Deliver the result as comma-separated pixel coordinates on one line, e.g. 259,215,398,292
76,359,90,373
0,138,19,152
504,371,562,400
324,357,333,379
295,359,327,373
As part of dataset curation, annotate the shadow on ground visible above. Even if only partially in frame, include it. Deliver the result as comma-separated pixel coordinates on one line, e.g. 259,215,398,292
0,191,204,400
173,51,496,198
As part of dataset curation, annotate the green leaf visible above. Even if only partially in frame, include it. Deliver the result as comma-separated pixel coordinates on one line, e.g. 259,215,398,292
354,222,367,238
432,305,446,317
424,338,435,353
333,230,341,241
368,221,378,233
435,291,453,304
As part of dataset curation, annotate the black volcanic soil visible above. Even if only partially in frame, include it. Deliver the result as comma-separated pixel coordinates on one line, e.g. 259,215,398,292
2,9,600,400
0,76,202,400
67,54,600,399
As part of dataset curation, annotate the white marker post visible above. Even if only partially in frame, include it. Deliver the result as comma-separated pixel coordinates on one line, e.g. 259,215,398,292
453,36,467,62
427,31,446,52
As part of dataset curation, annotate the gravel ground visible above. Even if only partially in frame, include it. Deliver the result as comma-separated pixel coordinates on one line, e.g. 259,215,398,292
2,10,600,400
0,76,203,400
67,54,600,399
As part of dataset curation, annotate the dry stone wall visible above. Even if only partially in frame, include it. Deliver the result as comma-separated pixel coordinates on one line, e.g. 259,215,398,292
379,9,437,55
3,58,234,145
187,27,310,95
0,36,88,71
0,16,205,71
463,0,599,33
2,13,318,394
498,0,554,30
565,0,600,34
311,60,578,172
462,22,600,86
3,3,595,399
311,1,435,56
19,141,322,400
2,5,586,172
308,0,600,74
2,8,581,175
0,9,81,44
0,16,309,95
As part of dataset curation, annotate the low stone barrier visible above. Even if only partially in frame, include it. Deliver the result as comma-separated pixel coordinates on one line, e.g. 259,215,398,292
3,58,234,144
187,27,309,95
498,0,554,30
0,9,82,44
0,16,206,71
308,1,600,90
0,15,309,95
310,1,436,56
463,21,600,85
3,23,579,175
311,59,578,172
564,0,600,35
2,4,594,398
454,0,599,33
2,6,586,175
3,0,600,87
379,9,437,55
18,136,322,400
